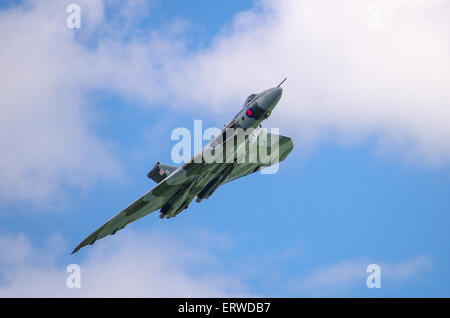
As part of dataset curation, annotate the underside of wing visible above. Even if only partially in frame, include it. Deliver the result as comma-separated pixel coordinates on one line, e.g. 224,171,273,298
72,131,293,253
71,177,184,254
223,132,294,184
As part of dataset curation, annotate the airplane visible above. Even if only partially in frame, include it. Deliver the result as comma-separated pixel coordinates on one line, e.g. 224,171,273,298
72,79,294,254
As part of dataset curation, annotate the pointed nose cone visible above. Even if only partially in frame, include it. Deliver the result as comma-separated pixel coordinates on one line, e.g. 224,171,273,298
260,87,283,111
271,87,283,101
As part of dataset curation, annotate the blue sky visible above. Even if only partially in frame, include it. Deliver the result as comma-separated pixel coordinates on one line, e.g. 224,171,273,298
0,0,450,297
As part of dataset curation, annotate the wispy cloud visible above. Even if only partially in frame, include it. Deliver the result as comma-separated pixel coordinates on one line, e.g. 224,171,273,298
288,256,432,296
0,231,434,297
0,0,121,204
0,231,248,297
2,0,449,205
164,0,450,166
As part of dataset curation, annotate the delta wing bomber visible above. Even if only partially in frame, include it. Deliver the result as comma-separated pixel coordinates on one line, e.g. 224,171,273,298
72,79,293,254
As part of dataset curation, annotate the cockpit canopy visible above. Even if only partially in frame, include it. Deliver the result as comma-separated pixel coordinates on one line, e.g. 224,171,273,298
244,94,257,106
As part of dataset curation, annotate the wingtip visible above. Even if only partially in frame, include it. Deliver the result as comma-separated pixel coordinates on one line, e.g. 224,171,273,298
71,245,82,255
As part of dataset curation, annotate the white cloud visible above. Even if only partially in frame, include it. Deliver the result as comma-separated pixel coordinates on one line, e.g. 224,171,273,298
162,0,450,165
288,256,432,295
381,255,433,280
0,231,248,297
0,0,193,205
0,231,432,297
0,0,121,204
2,0,449,205
85,0,450,165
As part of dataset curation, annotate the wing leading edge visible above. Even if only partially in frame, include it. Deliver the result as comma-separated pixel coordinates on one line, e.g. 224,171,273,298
72,132,293,254
71,176,184,254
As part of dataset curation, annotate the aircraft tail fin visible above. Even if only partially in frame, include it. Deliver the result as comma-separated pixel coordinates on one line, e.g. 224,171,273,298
147,162,178,183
